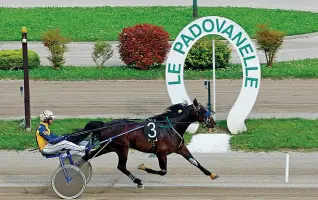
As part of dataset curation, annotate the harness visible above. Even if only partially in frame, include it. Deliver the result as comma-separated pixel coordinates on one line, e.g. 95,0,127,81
162,116,184,148
171,126,184,149
147,116,184,149
32,103,213,154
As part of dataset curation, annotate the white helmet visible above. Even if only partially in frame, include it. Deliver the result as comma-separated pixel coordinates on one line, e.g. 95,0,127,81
40,110,55,121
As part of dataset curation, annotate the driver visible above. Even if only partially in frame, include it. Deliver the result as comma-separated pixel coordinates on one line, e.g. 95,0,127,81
35,110,86,155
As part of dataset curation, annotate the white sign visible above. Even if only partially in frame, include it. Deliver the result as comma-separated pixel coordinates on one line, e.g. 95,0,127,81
165,16,261,134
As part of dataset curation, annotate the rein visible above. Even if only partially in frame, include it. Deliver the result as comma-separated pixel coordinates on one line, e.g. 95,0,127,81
67,122,140,137
158,116,173,128
171,126,184,148
31,115,202,152
30,124,145,152
156,116,186,148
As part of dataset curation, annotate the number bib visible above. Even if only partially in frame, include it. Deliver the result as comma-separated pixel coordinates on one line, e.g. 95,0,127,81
144,119,159,143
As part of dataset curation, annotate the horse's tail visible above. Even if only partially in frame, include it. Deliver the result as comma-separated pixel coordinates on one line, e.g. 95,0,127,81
68,121,105,144
83,121,105,132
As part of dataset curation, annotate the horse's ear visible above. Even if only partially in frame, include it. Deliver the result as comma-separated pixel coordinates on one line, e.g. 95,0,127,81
193,98,199,107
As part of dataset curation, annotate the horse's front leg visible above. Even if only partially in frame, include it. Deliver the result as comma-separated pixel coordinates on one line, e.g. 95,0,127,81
137,153,167,176
116,148,144,188
176,145,219,180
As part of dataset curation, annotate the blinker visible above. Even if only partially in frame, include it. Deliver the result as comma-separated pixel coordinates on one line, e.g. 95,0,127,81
205,110,211,118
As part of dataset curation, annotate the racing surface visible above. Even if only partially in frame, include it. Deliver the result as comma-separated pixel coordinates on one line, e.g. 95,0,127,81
1,151,318,199
1,79,318,200
1,79,318,120
2,188,318,200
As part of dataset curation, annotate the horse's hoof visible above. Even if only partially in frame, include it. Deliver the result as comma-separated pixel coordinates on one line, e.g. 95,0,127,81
137,163,146,171
137,184,144,189
210,173,219,180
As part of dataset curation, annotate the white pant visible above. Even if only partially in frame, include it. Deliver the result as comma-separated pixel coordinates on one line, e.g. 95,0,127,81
42,140,86,155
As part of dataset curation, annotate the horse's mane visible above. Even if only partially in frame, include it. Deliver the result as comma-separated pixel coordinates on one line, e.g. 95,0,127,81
151,102,189,121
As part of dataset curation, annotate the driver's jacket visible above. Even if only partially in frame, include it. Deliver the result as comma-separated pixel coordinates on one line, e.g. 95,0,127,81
35,122,65,150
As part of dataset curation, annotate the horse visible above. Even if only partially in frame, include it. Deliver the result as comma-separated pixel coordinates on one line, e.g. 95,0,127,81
79,98,218,188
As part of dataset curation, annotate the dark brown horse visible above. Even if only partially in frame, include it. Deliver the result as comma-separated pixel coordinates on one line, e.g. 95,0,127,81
80,98,218,188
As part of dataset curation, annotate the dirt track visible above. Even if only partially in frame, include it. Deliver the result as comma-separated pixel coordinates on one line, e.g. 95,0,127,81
1,79,318,199
1,151,318,199
1,79,318,120
1,187,318,200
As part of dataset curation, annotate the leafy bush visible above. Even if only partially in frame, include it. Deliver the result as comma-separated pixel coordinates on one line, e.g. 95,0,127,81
41,28,70,70
185,38,231,70
119,24,170,70
255,24,284,67
92,41,113,68
0,49,40,70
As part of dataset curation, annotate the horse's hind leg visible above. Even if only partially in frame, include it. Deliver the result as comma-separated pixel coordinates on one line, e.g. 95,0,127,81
116,148,144,188
176,145,219,180
137,153,167,176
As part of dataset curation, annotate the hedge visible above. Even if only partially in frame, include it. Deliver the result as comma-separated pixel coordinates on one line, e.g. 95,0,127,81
0,49,40,70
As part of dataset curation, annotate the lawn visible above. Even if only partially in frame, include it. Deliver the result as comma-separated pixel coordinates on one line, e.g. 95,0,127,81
1,7,317,41
0,118,192,150
1,118,317,151
230,118,318,152
0,59,317,80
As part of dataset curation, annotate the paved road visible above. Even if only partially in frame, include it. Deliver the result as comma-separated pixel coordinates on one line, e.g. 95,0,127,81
1,33,318,66
1,0,317,67
1,0,318,12
1,151,318,199
1,79,318,120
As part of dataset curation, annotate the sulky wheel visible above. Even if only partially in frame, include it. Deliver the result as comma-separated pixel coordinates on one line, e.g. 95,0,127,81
52,165,86,199
62,154,93,184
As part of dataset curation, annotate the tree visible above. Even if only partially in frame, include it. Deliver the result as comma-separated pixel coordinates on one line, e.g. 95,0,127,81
255,24,284,67
42,28,70,70
92,41,113,69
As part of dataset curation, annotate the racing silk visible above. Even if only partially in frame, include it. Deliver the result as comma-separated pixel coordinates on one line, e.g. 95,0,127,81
35,122,65,151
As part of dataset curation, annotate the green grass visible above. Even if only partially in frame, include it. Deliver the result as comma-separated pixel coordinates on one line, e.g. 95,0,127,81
260,59,318,79
0,117,193,150
1,118,317,151
0,7,317,41
1,59,318,80
230,118,318,152
0,118,111,150
184,132,193,145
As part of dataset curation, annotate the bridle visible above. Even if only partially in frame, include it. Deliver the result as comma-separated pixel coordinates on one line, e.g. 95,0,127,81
193,104,215,126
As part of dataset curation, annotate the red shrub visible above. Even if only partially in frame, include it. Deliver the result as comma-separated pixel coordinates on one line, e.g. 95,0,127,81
119,24,170,70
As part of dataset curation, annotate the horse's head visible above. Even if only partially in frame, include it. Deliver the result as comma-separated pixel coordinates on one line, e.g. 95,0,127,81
153,100,215,128
192,98,216,128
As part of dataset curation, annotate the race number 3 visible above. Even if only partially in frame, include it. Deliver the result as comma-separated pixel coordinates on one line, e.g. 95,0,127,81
148,122,157,138
147,122,157,138
144,120,159,142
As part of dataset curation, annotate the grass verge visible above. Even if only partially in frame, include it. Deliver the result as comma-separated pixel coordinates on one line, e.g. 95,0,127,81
1,7,318,41
1,59,318,80
0,118,317,151
230,118,318,152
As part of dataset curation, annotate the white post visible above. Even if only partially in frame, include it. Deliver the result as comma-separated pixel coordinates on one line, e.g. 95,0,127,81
212,39,216,120
285,153,289,182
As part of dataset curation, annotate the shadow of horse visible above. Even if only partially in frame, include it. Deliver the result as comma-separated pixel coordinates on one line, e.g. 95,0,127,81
80,98,218,188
